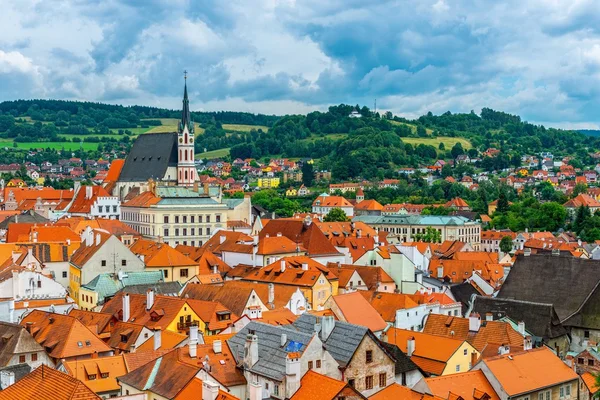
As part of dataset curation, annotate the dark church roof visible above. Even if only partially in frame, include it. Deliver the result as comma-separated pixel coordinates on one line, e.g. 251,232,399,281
472,296,568,340
118,133,178,182
449,281,480,314
498,254,600,327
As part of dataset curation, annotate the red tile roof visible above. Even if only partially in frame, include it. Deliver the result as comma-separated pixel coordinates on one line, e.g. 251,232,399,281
260,219,341,256
331,292,387,332
69,186,113,214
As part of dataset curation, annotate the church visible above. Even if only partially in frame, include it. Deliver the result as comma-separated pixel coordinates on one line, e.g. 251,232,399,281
113,74,200,200
111,76,252,247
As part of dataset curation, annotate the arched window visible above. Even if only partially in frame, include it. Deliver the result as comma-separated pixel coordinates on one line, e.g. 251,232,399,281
185,170,188,180
185,150,188,161
185,133,188,144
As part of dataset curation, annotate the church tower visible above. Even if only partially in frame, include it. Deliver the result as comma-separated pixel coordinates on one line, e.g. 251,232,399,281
177,72,196,187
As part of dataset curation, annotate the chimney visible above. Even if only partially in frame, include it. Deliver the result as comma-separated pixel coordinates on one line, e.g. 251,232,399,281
12,270,18,299
66,238,71,246
146,289,155,310
249,381,263,400
244,334,259,367
301,263,308,271
153,328,162,350
280,259,286,272
268,283,275,306
213,265,218,275
281,334,287,347
406,336,416,357
95,233,101,246
213,339,222,354
277,232,282,237
202,381,220,400
8,300,14,324
32,230,38,243
468,313,481,332
320,315,335,342
437,266,444,279
219,235,226,245
285,353,301,395
498,344,510,355
470,351,478,367
356,229,362,238
189,324,199,358
485,313,493,322
86,185,92,199
0,371,15,389
517,321,526,336
122,294,130,322
524,335,533,351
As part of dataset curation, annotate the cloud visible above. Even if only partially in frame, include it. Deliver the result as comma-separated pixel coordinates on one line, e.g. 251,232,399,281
0,0,599,128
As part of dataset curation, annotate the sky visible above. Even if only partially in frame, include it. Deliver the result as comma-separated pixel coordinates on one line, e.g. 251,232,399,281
1,0,600,128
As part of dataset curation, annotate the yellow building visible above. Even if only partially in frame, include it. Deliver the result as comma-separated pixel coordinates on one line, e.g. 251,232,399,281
285,187,298,197
257,177,280,188
129,238,199,283
386,328,480,376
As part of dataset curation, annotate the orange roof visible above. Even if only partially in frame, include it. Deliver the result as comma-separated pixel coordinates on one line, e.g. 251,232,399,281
174,377,204,400
6,223,80,244
63,355,128,394
326,263,394,290
258,308,298,325
20,311,112,360
481,230,517,240
130,238,197,268
312,195,353,208
3,187,74,207
428,259,504,286
102,292,186,330
315,220,379,239
482,347,578,396
69,186,113,214
409,291,461,307
564,193,600,208
136,329,188,352
331,292,387,332
445,197,469,208
70,230,112,268
329,236,377,261
122,190,161,207
359,291,419,322
424,370,500,400
242,256,337,288
370,383,436,400
0,364,100,400
257,235,306,255
582,371,599,394
290,370,352,400
386,327,470,370
104,159,125,182
355,199,384,211
422,314,524,352
186,299,238,332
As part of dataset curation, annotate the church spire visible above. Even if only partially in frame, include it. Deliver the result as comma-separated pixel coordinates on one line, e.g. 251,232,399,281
180,70,194,134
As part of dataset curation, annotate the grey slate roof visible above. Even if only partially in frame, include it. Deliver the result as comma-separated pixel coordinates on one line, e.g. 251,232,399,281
227,321,314,381
0,363,31,389
293,314,368,368
449,282,480,314
0,212,49,229
497,254,600,324
472,296,568,340
118,133,178,182
379,341,421,375
116,281,182,296
0,322,44,367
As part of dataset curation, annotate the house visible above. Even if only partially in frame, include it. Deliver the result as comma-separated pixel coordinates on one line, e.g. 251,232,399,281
298,185,310,196
384,327,480,376
312,194,355,217
66,185,120,219
0,365,101,400
290,370,366,400
354,199,384,216
444,197,471,211
581,371,599,399
412,370,500,400
573,348,600,374
564,193,600,215
129,238,198,283
20,311,113,364
327,263,395,293
358,291,424,330
60,355,129,398
326,292,387,336
481,230,516,253
228,321,342,399
422,313,524,353
293,314,397,397
471,296,569,357
220,234,307,268
497,254,600,352
0,321,54,369
240,256,338,310
472,347,579,400
285,187,298,197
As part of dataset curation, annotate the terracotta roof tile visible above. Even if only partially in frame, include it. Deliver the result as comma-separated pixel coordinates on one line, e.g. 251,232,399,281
260,219,341,256
70,230,112,268
370,383,437,400
355,199,384,211
290,370,352,400
326,263,394,290
177,344,246,388
63,355,128,394
136,329,187,352
122,190,161,207
103,159,124,182
331,292,387,332
424,370,500,400
243,256,337,287
68,186,113,214
359,291,419,322
312,195,353,208
130,238,197,268
0,364,100,400
101,292,187,330
582,371,599,394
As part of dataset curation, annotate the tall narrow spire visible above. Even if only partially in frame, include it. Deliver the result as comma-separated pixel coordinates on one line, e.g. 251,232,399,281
180,70,194,134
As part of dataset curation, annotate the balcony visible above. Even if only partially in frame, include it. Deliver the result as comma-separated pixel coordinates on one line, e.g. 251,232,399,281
177,320,200,331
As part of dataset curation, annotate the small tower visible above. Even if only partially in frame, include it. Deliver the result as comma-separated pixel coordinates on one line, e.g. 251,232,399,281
177,71,196,187
356,188,365,202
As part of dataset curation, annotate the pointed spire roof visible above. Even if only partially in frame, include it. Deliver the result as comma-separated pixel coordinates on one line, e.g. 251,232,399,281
179,72,194,134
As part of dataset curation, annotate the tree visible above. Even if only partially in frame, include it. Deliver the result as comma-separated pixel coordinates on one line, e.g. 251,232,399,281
301,162,314,187
323,207,348,222
573,182,588,196
451,142,464,159
500,236,513,253
441,164,453,178
497,190,509,213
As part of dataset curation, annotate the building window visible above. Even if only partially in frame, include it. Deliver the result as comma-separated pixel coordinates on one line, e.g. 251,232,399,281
62,271,67,278
366,350,373,363
565,384,571,397
463,349,468,356
365,376,373,390
578,357,585,364
316,360,321,368
379,373,386,387
206,228,210,235
183,228,187,236
121,259,126,266
180,269,189,278
206,215,211,223
31,353,37,362
348,379,355,388
198,215,203,223
175,216,180,223
175,229,179,236
164,269,169,278
19,355,25,363
191,228,195,235
273,384,279,396
590,359,595,366
455,365,460,372
101,260,106,266
191,216,195,223
37,280,41,288
585,330,590,338
216,215,221,223
308,361,313,369
164,216,169,223
164,228,169,237
183,216,187,223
